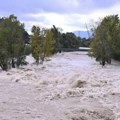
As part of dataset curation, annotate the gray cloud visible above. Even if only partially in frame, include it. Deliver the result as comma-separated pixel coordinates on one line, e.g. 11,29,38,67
0,0,119,15
0,0,120,32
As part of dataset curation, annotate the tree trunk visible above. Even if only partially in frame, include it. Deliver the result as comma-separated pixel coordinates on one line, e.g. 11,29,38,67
12,59,15,68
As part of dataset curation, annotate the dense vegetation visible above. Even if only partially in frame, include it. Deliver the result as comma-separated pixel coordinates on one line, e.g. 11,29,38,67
0,14,91,70
90,15,120,65
31,26,57,64
0,15,27,71
1,14,120,69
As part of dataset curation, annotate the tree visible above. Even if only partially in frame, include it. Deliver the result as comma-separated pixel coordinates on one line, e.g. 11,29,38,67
0,14,26,70
61,32,79,48
90,15,120,65
31,25,57,64
31,26,42,64
51,25,62,53
42,29,56,60
23,30,30,44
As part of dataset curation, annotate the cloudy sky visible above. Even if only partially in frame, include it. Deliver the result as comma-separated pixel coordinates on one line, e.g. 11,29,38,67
0,0,120,33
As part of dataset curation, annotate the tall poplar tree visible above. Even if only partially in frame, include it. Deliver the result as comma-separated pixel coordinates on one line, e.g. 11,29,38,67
31,26,57,64
0,14,25,70
90,15,120,65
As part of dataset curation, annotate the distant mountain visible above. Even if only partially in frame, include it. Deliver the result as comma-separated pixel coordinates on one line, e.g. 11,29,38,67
73,31,92,39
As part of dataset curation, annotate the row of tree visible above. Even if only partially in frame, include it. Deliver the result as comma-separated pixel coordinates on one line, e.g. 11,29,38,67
30,26,90,64
0,14,90,71
90,15,120,65
0,15,62,70
1,14,119,69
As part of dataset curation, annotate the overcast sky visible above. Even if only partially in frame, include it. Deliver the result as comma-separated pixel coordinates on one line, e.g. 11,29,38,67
0,0,120,33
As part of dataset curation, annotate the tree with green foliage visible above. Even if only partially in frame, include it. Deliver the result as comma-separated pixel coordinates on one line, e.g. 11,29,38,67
31,26,56,64
61,32,79,48
0,14,26,70
42,29,56,60
31,26,42,64
79,37,91,47
51,25,62,53
24,44,31,55
90,15,120,65
23,30,30,44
